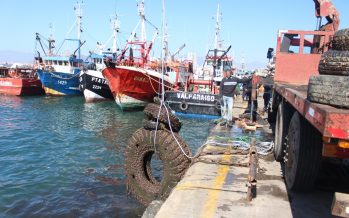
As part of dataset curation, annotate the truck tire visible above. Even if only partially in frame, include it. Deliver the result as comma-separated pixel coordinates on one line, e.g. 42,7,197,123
284,112,322,191
274,102,292,162
144,103,182,132
318,50,349,76
308,75,349,108
125,128,191,205
332,28,349,51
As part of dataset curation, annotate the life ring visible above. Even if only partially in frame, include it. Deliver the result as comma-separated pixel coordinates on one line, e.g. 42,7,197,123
124,128,192,205
179,101,188,111
215,99,222,110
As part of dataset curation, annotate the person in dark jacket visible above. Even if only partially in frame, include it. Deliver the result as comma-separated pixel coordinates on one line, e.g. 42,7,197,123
219,69,249,127
244,72,258,122
263,84,272,111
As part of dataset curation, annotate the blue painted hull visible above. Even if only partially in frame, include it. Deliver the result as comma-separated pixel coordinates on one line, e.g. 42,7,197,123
36,69,82,95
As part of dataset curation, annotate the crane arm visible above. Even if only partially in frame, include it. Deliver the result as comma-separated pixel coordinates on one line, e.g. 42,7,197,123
313,0,340,31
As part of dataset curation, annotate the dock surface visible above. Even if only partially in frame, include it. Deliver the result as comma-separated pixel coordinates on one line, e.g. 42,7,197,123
150,97,344,218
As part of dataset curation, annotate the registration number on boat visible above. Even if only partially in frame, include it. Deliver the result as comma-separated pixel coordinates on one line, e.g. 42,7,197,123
58,80,67,85
93,85,101,90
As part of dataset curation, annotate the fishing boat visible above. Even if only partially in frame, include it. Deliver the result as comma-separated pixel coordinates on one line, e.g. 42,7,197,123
0,64,44,96
35,2,85,96
79,15,120,102
165,5,232,117
102,0,177,110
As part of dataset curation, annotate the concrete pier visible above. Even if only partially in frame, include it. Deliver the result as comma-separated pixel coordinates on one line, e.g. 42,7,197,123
152,97,290,217
146,97,343,218
155,127,291,218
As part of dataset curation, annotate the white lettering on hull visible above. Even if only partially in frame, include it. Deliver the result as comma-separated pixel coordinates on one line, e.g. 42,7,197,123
175,92,215,102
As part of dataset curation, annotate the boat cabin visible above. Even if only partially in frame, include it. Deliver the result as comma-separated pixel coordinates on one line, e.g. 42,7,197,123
42,56,84,68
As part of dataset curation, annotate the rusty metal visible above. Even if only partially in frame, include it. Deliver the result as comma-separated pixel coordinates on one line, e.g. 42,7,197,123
274,83,349,144
275,30,333,84
247,138,258,201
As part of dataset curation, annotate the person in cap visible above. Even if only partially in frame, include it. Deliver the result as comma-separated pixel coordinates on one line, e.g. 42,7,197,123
219,68,250,127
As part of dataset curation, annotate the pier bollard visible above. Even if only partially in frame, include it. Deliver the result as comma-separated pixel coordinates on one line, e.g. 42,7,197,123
247,138,257,201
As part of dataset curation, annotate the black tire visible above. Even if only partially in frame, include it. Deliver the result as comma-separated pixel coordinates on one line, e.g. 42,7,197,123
144,103,182,132
308,75,349,108
274,102,292,161
142,119,166,131
124,128,192,205
179,101,188,111
319,50,349,76
284,112,322,191
332,28,349,51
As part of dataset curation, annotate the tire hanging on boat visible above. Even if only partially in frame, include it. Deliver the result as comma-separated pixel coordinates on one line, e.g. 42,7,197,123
179,101,188,111
124,128,192,205
144,103,182,132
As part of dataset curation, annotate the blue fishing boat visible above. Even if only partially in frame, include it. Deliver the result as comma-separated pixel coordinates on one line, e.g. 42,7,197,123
36,56,84,95
35,2,85,96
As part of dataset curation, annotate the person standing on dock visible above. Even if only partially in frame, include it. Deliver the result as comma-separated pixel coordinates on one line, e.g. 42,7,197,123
219,69,249,127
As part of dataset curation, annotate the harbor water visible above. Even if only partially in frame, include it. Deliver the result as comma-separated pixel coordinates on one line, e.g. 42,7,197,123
0,95,211,217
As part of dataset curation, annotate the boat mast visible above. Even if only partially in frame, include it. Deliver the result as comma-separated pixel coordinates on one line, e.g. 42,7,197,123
138,0,146,43
75,1,83,58
212,4,222,79
111,14,120,54
213,4,222,51
48,23,55,56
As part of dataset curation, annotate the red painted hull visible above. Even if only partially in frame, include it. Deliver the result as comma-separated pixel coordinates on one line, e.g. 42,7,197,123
102,66,173,108
0,77,44,96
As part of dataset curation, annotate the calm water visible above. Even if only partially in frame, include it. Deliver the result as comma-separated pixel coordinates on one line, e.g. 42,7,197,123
0,95,210,217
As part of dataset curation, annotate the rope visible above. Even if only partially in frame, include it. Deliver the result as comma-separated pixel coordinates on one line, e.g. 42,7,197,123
154,101,274,159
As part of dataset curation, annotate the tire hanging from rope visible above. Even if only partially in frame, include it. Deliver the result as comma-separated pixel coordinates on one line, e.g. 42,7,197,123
124,128,192,205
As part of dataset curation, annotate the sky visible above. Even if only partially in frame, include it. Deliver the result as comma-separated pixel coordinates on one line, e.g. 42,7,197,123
0,0,348,69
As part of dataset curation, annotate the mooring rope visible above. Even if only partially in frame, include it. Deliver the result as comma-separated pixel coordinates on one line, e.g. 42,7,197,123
156,100,274,159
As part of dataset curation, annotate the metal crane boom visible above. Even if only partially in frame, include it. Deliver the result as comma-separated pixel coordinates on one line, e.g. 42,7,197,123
313,0,340,31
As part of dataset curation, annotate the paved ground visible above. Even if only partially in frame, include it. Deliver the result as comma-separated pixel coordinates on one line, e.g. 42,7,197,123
151,95,349,218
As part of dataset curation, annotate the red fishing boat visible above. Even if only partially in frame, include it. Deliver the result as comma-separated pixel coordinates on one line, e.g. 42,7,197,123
0,65,44,96
102,0,178,110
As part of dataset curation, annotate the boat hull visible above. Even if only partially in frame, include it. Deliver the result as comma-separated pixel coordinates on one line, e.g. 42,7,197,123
0,78,44,96
36,69,82,96
79,70,113,102
165,91,221,116
102,66,173,110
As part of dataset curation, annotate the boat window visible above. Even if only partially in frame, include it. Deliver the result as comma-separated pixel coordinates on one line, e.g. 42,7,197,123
58,60,63,66
49,60,53,65
53,60,58,65
64,61,68,66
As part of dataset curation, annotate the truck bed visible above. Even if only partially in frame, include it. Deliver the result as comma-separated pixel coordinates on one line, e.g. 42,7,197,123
274,83,349,140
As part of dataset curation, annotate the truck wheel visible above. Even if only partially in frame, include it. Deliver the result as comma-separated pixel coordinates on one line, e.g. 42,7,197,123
308,75,349,108
332,28,349,51
318,50,349,76
274,102,291,161
284,112,322,191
